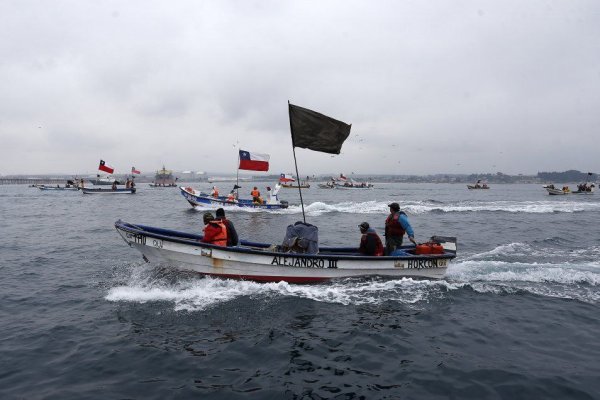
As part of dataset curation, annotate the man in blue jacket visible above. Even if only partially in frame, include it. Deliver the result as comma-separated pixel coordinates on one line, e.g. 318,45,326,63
384,202,417,255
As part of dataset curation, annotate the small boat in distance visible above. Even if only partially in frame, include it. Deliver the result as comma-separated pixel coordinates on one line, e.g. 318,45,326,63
89,175,121,186
38,184,79,191
151,166,178,187
572,182,595,195
544,184,571,195
467,180,489,189
279,173,310,188
180,185,289,209
82,187,136,194
317,181,336,189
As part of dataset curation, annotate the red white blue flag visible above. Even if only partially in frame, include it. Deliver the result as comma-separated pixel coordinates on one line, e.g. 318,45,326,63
279,173,295,183
98,160,114,174
131,167,141,174
239,150,269,171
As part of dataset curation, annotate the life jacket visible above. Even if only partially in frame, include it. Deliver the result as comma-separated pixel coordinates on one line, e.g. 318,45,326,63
414,242,444,255
385,211,406,237
226,193,235,202
203,221,227,246
251,189,260,198
211,189,219,197
360,231,384,256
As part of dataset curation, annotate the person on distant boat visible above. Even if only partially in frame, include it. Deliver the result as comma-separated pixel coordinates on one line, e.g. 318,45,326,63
211,186,219,197
125,178,131,189
251,187,261,203
215,208,238,246
79,178,84,189
112,181,118,190
358,222,384,256
201,212,227,246
384,202,417,255
226,190,237,203
130,178,135,189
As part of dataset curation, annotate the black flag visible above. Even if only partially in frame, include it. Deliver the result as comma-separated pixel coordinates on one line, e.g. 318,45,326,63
289,103,351,154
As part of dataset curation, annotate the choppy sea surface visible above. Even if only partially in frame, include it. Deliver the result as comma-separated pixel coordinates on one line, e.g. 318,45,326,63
1,182,599,399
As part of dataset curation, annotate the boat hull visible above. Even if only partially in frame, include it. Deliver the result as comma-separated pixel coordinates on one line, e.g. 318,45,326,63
82,188,136,194
546,188,569,195
38,186,79,191
115,221,456,283
334,185,373,190
281,184,310,189
180,187,288,209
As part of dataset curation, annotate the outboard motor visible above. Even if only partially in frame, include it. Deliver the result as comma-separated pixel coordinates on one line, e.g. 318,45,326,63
281,221,319,254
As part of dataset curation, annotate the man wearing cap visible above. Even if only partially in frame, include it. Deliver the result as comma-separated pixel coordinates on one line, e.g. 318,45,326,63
358,222,384,256
385,202,417,255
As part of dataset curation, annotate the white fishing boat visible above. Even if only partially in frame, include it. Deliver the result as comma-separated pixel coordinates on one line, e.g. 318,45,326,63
115,220,457,283
335,182,374,190
38,185,79,191
180,185,289,209
544,184,573,195
89,175,121,186
317,182,336,189
467,180,489,190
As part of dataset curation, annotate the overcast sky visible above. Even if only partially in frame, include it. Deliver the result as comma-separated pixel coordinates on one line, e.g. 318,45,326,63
1,0,599,176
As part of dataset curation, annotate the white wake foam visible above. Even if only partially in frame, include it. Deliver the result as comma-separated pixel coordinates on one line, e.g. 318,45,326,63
194,199,600,215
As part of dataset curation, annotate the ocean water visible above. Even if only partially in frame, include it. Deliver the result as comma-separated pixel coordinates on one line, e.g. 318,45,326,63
1,182,599,399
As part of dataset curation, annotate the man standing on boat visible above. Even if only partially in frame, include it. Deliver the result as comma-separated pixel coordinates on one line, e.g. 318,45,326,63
384,202,417,255
215,208,238,246
358,222,384,256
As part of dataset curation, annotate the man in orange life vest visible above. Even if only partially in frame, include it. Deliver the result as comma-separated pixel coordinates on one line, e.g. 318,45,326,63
358,222,384,256
251,186,262,204
385,202,417,255
201,212,228,246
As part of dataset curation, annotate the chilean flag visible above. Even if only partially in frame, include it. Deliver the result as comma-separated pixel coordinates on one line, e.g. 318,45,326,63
279,173,295,183
239,150,269,171
98,160,114,174
339,173,347,180
131,167,141,174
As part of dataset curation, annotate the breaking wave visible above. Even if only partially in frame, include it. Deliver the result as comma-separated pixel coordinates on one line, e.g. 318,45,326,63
193,200,600,215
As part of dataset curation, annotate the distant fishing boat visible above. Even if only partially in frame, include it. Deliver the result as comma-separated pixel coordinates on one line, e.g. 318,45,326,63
279,173,310,188
38,185,79,191
91,159,120,185
89,175,120,186
180,149,289,210
180,185,288,209
467,180,489,189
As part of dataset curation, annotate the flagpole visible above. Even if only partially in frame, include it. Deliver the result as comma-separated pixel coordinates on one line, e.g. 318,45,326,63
288,101,306,223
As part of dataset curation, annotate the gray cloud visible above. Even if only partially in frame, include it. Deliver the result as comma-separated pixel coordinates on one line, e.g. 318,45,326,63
1,0,599,175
